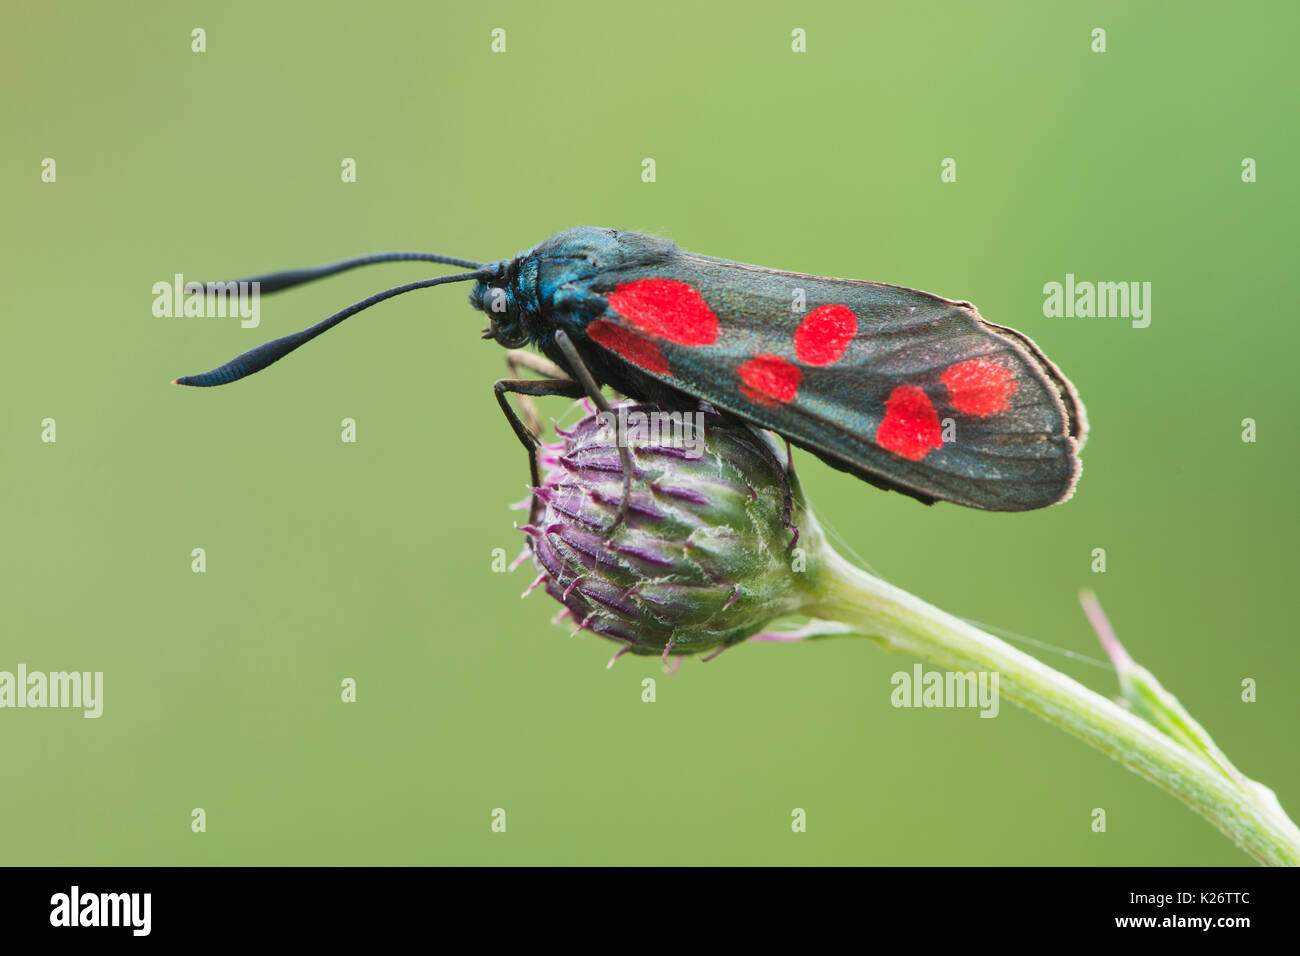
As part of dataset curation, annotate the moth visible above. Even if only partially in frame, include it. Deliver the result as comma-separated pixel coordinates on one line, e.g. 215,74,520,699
175,226,1086,512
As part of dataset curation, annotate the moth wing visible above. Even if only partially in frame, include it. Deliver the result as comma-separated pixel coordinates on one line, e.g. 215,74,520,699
577,254,1085,511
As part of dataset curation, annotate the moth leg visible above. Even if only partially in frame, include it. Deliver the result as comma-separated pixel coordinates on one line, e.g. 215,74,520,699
552,330,633,534
504,349,567,380
504,349,571,437
494,376,586,491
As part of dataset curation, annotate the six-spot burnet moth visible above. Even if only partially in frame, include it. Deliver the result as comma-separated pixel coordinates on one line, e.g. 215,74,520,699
174,227,1086,512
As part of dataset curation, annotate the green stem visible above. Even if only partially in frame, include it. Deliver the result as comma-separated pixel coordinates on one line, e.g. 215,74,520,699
802,546,1300,866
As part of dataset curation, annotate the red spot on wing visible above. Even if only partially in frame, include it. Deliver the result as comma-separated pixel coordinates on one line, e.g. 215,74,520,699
587,320,672,376
941,358,1016,416
738,354,801,406
607,279,719,346
876,385,943,461
794,304,857,366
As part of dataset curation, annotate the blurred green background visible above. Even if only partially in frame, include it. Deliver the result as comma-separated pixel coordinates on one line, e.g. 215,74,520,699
3,1,1295,865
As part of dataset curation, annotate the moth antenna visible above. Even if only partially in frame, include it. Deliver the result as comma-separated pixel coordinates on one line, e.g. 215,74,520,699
210,251,484,295
173,270,490,387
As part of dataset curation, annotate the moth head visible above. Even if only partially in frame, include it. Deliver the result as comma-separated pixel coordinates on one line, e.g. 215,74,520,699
472,258,533,349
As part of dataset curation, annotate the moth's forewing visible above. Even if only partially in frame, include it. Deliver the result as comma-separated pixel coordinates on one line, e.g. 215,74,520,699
573,249,1085,512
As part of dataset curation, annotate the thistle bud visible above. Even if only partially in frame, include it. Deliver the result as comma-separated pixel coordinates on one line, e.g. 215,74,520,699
522,402,822,660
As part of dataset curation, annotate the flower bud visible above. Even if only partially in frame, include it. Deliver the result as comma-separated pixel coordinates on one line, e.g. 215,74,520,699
522,403,820,659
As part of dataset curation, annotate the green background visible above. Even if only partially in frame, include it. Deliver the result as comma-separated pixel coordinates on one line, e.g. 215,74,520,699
3,1,1295,865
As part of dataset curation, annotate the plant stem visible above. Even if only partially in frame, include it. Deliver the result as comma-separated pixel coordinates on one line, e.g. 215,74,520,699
802,546,1300,867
